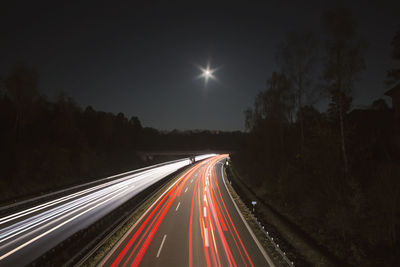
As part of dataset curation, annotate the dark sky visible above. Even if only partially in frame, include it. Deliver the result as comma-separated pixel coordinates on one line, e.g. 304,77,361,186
1,1,399,131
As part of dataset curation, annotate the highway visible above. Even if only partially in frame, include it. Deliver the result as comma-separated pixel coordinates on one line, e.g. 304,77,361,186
0,155,215,266
102,154,274,267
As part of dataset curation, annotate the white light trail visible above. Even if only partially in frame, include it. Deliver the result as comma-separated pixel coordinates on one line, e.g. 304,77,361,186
0,154,216,263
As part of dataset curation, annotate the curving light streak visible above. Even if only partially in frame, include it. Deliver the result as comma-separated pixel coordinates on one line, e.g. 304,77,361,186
0,154,216,264
108,154,259,267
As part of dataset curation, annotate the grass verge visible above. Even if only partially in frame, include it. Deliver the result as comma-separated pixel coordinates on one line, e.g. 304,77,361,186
226,162,338,267
223,167,289,267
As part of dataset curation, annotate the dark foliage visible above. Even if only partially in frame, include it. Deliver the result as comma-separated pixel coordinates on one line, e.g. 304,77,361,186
386,27,400,86
238,96,399,265
0,65,244,203
235,11,400,266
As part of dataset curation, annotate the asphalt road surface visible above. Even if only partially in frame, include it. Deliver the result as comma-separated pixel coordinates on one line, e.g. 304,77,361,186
102,154,274,267
0,155,215,266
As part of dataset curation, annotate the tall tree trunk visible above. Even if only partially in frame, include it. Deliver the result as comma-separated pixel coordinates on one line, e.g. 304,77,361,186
280,124,284,151
14,109,22,141
338,100,349,177
298,73,304,154
337,50,348,177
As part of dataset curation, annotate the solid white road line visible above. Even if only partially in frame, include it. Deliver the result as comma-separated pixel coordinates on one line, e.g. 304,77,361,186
204,227,209,247
99,165,199,266
156,234,167,258
176,202,181,211
220,162,275,267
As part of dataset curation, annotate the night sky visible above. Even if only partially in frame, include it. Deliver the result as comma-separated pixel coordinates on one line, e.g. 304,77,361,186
1,1,399,131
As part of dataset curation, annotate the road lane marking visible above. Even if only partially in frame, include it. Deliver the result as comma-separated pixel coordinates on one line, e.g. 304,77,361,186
191,179,193,183
204,207,207,217
204,227,209,247
185,187,188,193
208,222,219,256
156,234,167,258
100,164,202,266
176,202,181,211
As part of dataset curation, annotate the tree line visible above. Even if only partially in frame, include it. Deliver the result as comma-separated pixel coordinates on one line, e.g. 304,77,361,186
0,68,244,202
234,8,400,266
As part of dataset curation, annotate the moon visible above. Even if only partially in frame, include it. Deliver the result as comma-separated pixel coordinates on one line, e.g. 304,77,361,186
199,64,216,85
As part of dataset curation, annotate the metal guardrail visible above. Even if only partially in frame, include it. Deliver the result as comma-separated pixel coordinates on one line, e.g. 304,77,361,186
0,157,191,212
69,157,214,266
68,175,173,266
243,201,295,267
224,166,295,267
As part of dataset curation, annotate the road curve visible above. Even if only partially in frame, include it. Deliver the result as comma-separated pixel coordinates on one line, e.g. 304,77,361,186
0,155,215,266
102,154,273,267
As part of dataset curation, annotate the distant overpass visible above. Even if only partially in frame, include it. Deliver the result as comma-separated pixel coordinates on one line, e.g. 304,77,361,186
136,150,234,161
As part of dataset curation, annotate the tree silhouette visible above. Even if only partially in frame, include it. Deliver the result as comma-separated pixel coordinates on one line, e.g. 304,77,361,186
244,71,295,176
371,98,390,111
276,31,318,154
322,8,366,177
4,63,39,139
386,27,400,86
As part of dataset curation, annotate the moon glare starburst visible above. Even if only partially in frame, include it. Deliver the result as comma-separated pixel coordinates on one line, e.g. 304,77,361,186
198,64,217,86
